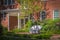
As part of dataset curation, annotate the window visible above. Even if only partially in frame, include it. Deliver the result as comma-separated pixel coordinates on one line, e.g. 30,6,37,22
0,12,7,20
25,17,28,24
41,11,46,20
4,0,15,5
4,0,7,5
53,10,59,19
21,19,24,28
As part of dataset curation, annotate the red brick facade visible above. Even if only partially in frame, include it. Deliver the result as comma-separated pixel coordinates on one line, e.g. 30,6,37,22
0,0,60,30
0,0,18,30
46,0,60,19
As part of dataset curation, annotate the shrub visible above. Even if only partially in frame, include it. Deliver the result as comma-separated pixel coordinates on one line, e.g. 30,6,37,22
0,24,8,36
3,27,8,35
40,19,60,35
2,32,51,39
0,24,3,36
8,19,60,40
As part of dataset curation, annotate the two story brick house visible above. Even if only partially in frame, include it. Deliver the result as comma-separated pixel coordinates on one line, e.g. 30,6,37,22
0,0,60,31
0,0,19,31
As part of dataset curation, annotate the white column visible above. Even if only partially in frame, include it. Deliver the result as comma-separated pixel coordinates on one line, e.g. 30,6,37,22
19,18,21,29
40,12,42,21
7,0,8,5
24,18,25,28
59,11,60,18
28,14,30,20
18,12,20,29
8,13,9,31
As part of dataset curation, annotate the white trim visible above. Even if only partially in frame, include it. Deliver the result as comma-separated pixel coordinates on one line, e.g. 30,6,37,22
53,10,54,20
18,12,20,29
0,9,20,13
11,0,12,5
7,0,8,5
24,18,25,28
19,18,21,29
53,10,59,19
8,13,9,31
40,12,42,21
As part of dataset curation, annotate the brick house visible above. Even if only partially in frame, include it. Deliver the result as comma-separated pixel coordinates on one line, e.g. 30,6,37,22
0,0,60,31
46,0,60,19
0,0,19,31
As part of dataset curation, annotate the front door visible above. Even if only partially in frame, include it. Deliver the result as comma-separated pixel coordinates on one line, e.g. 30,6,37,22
9,12,18,30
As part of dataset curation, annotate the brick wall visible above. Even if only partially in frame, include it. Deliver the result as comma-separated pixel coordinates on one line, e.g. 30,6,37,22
1,14,8,28
46,0,60,19
0,0,18,30
0,0,60,30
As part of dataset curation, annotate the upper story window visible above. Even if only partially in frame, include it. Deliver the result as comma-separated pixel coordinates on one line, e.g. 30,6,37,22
53,10,59,19
4,0,15,5
0,12,7,21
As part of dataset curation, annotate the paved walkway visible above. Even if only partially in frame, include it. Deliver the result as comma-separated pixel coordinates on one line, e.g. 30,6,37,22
50,34,60,40
17,32,60,40
17,32,30,34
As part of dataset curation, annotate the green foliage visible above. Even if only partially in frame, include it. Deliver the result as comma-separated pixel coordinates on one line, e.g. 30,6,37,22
12,20,41,33
12,19,60,34
17,0,42,14
3,27,8,35
0,24,3,36
25,20,33,28
7,19,60,40
12,20,33,33
11,28,20,33
0,32,51,40
0,24,8,36
40,19,60,34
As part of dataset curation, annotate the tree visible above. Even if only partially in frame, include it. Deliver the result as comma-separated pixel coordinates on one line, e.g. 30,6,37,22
17,0,43,21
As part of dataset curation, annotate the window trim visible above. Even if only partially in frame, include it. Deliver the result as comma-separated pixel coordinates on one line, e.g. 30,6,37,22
53,10,54,19
40,10,46,20
53,10,59,19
